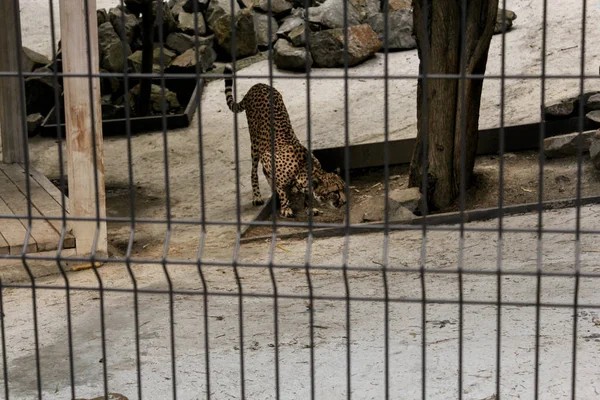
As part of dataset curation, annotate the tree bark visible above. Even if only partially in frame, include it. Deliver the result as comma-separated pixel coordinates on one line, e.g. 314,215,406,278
408,0,498,211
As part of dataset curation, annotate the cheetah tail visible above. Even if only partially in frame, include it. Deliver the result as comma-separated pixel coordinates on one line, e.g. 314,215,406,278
223,64,245,113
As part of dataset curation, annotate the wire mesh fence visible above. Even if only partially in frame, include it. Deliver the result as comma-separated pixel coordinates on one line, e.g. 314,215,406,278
0,0,599,399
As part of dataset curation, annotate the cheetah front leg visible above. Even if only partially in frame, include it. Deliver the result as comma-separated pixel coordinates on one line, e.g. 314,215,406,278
250,146,264,206
303,194,321,216
297,171,321,216
276,186,295,218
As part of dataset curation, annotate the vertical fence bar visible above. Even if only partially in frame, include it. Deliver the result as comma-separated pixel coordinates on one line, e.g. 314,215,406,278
534,1,549,398
228,0,246,396
571,1,588,398
418,0,430,397
0,280,9,399
303,1,316,397
8,0,43,397
341,0,352,398
496,2,508,399
190,1,211,398
381,0,391,398
47,0,76,395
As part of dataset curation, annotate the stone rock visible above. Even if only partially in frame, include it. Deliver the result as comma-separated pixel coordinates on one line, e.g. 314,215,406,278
388,187,421,213
182,0,209,13
170,0,185,16
586,94,600,111
345,195,416,224
366,8,416,50
130,83,181,112
98,22,132,72
211,9,258,59
109,7,139,44
25,76,58,116
308,0,362,29
587,110,600,124
165,32,213,53
22,47,51,73
153,46,177,64
589,131,600,170
277,8,304,37
387,0,411,11
206,0,240,28
543,131,596,158
252,0,293,15
350,0,380,20
229,50,268,69
169,45,217,72
128,47,176,72
27,113,44,137
494,8,517,34
128,50,155,73
288,23,307,47
97,9,108,26
274,39,312,71
253,13,278,49
544,97,576,120
310,24,381,67
177,11,207,35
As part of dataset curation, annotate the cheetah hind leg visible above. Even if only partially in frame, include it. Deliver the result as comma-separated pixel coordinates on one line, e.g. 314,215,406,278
251,150,264,206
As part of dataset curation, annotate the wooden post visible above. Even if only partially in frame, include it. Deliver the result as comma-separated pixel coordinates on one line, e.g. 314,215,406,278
59,0,108,255
0,0,26,164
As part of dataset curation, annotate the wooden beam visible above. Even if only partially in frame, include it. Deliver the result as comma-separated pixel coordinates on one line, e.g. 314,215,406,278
59,0,107,255
0,0,26,163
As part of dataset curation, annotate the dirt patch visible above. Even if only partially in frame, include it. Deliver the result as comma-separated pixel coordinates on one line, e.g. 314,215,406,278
50,179,170,254
244,150,600,238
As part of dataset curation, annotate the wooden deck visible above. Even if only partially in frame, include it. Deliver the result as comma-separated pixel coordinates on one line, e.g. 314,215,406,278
0,163,75,255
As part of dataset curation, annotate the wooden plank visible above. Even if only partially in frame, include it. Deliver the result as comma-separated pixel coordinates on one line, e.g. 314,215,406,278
0,0,26,163
59,0,107,255
313,118,600,172
0,164,75,249
240,194,600,244
0,196,37,255
27,166,70,213
0,169,60,252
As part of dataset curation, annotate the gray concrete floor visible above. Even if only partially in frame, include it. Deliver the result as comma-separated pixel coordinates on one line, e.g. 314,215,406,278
1,204,600,399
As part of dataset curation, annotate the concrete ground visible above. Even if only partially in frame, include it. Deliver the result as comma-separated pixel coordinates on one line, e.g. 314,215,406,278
2,205,600,399
1,0,600,399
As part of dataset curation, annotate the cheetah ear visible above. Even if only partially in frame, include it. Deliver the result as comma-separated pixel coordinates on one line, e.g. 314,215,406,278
333,167,341,176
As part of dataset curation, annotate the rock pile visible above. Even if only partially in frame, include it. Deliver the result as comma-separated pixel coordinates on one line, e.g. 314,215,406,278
543,91,600,126
22,0,517,136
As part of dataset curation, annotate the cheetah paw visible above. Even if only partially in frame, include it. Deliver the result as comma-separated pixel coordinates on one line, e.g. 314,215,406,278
252,197,265,206
306,208,321,216
280,207,295,218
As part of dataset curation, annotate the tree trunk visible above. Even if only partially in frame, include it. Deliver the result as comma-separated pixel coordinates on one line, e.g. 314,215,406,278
136,0,155,117
408,0,498,211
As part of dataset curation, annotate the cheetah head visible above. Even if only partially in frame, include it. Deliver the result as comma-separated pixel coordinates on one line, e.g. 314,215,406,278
313,168,347,209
